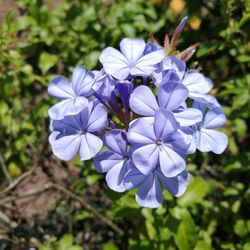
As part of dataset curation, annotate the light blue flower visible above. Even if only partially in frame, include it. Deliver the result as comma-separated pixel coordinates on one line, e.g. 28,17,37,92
191,101,228,154
99,38,165,80
124,167,190,208
129,82,202,126
48,66,95,120
94,129,133,192
128,110,189,177
49,102,107,161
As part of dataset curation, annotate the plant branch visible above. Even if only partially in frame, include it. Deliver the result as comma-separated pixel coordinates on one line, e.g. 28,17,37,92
0,153,12,184
49,182,125,237
0,182,125,237
0,182,52,204
0,167,36,197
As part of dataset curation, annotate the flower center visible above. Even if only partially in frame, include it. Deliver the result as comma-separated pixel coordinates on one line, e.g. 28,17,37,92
156,140,162,145
79,130,85,135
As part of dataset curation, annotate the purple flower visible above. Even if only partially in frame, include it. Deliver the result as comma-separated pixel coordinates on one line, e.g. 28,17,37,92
182,69,213,99
99,38,165,80
152,55,186,86
143,42,163,55
124,167,190,208
191,102,228,154
129,82,202,126
128,110,189,177
162,56,186,80
190,93,222,111
48,66,95,120
116,80,133,112
94,130,133,192
177,16,188,32
92,69,116,101
49,102,107,161
153,67,180,86
152,56,213,101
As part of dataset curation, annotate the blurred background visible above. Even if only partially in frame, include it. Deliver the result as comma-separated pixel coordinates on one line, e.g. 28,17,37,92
0,0,249,249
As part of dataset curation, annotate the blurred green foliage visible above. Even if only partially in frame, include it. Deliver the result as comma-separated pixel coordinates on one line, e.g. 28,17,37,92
0,0,250,249
38,234,82,250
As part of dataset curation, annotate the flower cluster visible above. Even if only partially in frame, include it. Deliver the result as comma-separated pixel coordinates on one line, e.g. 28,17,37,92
48,17,228,208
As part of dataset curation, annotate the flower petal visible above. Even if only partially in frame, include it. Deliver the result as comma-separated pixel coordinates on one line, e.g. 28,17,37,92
50,134,82,161
131,50,165,75
51,115,82,135
137,49,165,66
72,66,94,96
87,104,107,132
128,118,156,145
196,128,228,154
159,145,186,177
203,108,226,129
48,97,88,120
94,150,123,173
132,144,159,175
79,133,103,160
99,47,130,80
162,56,186,80
92,70,116,100
157,170,190,197
154,109,179,140
174,108,203,126
158,82,188,111
166,131,190,157
106,160,132,192
130,65,156,76
124,166,148,190
179,127,196,154
190,94,222,110
120,38,145,63
136,173,162,208
48,76,74,99
160,69,180,86
129,85,158,116
104,129,128,156
183,70,213,94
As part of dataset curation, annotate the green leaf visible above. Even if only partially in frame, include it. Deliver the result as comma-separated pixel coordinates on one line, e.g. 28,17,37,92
196,43,218,58
114,207,141,219
8,162,21,177
106,188,128,201
120,24,136,37
103,243,119,250
145,220,157,240
232,91,249,110
234,220,248,237
232,200,241,213
84,51,100,69
247,220,250,232
68,246,82,250
39,246,53,250
15,15,35,30
231,118,247,136
141,208,154,223
172,208,198,250
223,187,239,196
74,210,93,221
177,176,210,207
194,241,213,250
3,11,13,31
237,55,250,63
243,242,250,250
58,234,73,250
39,52,58,74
